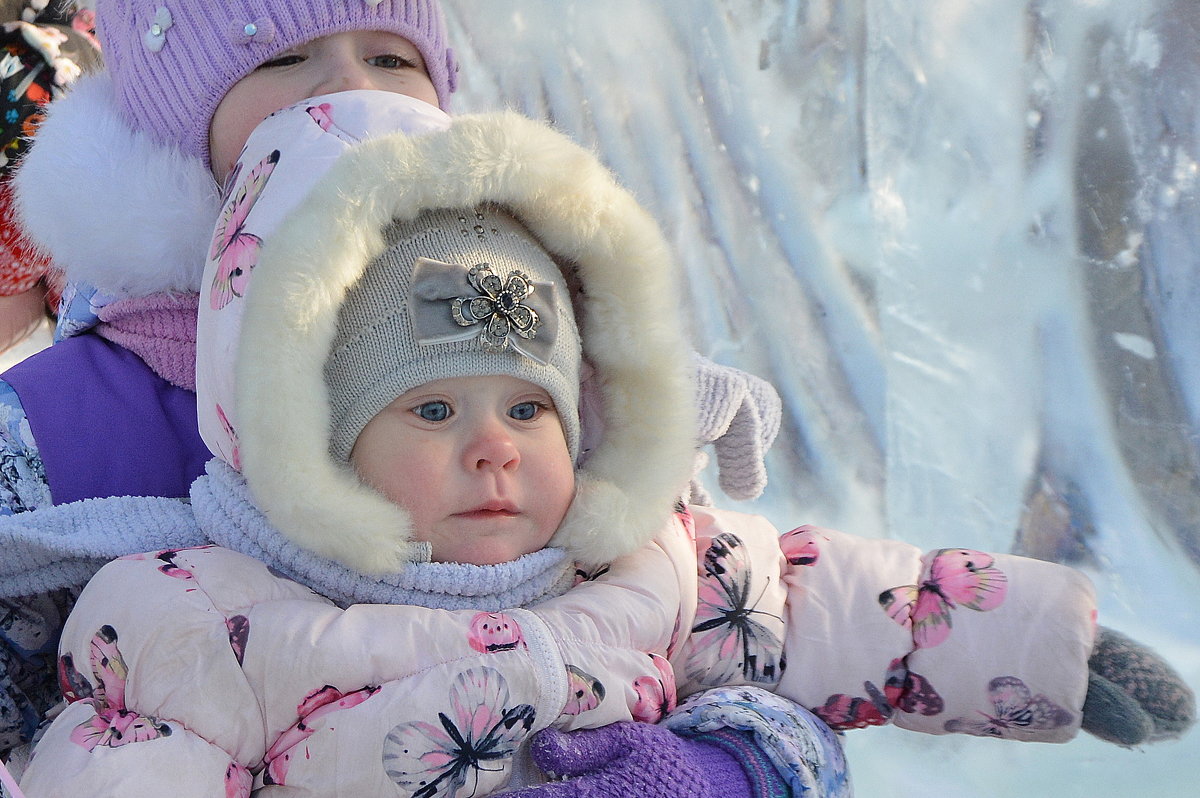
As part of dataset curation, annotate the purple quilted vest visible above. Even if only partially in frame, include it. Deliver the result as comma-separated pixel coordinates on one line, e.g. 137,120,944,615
2,334,210,503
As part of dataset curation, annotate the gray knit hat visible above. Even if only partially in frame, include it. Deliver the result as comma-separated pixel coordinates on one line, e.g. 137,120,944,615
325,204,583,464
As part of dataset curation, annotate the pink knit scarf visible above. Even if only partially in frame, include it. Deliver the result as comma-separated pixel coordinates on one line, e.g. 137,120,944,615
94,292,199,391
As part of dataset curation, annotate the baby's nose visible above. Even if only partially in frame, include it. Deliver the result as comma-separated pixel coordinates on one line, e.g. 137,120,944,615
467,429,521,472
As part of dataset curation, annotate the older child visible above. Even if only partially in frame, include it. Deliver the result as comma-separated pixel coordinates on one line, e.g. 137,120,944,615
12,94,1192,797
0,0,778,761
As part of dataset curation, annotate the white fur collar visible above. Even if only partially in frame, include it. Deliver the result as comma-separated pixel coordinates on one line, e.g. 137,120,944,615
237,112,697,573
12,72,220,298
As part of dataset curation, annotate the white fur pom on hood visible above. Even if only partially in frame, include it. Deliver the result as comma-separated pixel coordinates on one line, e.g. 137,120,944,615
12,72,220,298
218,107,697,575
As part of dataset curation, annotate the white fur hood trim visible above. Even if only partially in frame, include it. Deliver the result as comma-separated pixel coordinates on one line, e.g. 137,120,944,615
12,72,220,297
237,112,697,574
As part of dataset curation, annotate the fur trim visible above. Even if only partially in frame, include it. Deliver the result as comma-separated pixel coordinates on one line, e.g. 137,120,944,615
238,112,696,574
11,73,220,298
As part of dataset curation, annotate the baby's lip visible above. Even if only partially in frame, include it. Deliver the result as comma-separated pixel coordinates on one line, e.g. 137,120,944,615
455,501,520,518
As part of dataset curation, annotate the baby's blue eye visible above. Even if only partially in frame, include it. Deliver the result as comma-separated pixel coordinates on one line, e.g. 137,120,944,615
416,401,451,422
508,402,539,421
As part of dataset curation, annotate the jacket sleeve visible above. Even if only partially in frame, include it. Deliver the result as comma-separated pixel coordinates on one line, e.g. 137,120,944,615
673,506,1096,744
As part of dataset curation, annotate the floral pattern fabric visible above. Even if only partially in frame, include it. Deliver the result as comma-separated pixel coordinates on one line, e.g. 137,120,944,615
1,588,73,754
0,380,50,516
0,380,56,756
52,281,111,342
664,685,851,797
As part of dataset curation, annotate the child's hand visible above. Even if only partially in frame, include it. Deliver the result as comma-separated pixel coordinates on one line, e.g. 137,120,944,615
691,354,782,502
505,722,755,798
1082,626,1195,746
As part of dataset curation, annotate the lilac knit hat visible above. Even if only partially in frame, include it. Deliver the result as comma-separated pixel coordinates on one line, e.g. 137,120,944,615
94,0,458,163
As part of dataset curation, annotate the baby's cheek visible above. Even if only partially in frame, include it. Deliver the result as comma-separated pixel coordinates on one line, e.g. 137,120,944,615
374,461,438,509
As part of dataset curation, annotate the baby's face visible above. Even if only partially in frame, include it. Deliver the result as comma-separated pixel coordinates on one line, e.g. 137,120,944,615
208,30,440,182
350,375,576,566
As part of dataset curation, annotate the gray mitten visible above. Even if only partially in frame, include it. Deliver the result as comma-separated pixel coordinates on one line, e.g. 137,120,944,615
1082,626,1195,746
691,354,783,503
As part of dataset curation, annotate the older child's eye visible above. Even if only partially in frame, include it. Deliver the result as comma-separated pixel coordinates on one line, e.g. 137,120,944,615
415,401,451,422
509,401,547,422
368,54,420,70
256,54,304,69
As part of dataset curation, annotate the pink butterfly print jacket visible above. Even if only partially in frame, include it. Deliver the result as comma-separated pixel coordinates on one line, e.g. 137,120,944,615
23,505,1096,797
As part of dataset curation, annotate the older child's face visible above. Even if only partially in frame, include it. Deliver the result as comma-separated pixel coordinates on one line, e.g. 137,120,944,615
350,375,576,566
209,30,440,182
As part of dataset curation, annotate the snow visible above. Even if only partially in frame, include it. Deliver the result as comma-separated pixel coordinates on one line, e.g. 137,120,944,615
445,1,1200,795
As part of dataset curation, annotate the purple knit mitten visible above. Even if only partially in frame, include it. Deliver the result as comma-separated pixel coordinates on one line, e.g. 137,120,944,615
504,723,754,798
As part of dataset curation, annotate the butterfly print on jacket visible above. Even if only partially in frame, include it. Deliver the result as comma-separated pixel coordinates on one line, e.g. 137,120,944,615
209,149,279,310
383,667,535,798
879,548,1008,649
686,533,786,687
943,676,1074,740
64,625,172,751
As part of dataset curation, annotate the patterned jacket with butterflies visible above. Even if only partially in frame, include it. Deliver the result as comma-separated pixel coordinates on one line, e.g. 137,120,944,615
17,491,1092,797
19,514,716,798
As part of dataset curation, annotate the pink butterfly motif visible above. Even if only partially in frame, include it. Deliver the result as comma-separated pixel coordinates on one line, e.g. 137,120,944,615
154,550,196,580
57,652,92,703
573,564,611,585
882,657,944,717
563,665,606,716
208,149,279,310
779,525,826,566
216,404,242,470
226,615,250,666
468,612,526,654
685,533,786,687
225,762,252,798
383,667,536,798
117,548,187,579
88,624,126,709
812,684,892,731
306,102,362,144
68,625,172,751
632,653,677,723
219,157,243,204
263,684,380,786
812,658,944,731
70,707,173,751
878,548,1008,649
943,676,1074,740
120,546,216,581
675,501,696,542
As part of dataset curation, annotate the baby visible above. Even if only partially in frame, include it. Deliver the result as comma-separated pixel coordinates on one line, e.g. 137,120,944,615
11,93,1191,798
12,94,845,796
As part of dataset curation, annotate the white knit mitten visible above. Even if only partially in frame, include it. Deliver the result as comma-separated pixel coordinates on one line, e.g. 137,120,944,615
691,354,783,503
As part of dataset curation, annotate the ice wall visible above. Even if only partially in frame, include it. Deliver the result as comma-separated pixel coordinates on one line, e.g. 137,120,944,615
444,1,1199,795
